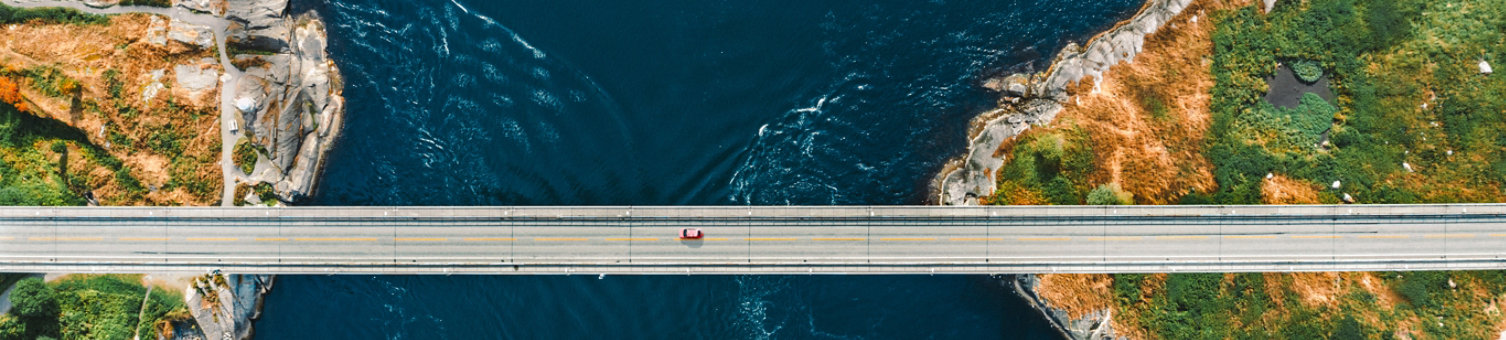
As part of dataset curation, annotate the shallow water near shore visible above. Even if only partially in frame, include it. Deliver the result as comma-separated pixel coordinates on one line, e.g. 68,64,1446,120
256,0,1142,338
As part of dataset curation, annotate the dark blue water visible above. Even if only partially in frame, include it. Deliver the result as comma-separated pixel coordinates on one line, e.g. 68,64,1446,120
256,0,1142,338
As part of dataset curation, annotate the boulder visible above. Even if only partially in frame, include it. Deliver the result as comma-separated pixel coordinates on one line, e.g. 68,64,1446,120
1482,60,1494,75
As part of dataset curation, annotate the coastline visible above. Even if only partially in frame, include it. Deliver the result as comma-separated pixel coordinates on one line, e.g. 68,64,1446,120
0,0,345,337
935,0,1192,206
941,0,1199,338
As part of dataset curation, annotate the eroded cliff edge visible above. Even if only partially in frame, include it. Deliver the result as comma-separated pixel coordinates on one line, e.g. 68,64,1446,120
936,0,1192,206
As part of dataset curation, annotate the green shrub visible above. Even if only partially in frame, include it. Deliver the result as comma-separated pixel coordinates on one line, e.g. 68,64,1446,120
0,4,109,25
1397,271,1449,308
1292,60,1324,83
117,0,171,7
102,69,123,100
233,139,259,175
1113,274,1145,303
1087,183,1134,205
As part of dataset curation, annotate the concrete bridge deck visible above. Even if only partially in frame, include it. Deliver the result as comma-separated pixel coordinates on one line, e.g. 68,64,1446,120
0,205,1502,274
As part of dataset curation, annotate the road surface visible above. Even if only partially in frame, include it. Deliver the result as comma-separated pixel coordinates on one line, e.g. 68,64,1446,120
0,205,1500,274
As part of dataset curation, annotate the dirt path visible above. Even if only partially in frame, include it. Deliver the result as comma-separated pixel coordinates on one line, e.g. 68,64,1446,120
2,0,242,205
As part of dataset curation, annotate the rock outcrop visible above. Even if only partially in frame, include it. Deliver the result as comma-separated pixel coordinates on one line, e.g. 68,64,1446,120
1005,275,1122,340
936,0,1193,205
181,274,273,340
227,0,344,202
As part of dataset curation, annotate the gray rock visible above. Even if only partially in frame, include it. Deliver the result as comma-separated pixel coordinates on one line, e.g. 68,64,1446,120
225,0,290,52
231,11,344,202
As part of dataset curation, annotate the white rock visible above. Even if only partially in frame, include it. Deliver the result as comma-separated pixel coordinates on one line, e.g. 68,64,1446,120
1482,60,1494,75
1266,173,1274,179
1448,150,1455,156
1343,193,1355,203
1263,0,1277,13
1331,181,1342,189
235,97,258,113
1403,162,1413,172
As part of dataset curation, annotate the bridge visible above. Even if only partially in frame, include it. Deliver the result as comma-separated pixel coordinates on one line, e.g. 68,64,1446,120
0,205,1502,275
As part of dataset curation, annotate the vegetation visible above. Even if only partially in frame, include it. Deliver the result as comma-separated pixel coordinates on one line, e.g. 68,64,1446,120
1291,60,1324,83
117,0,172,7
1087,183,1134,205
1201,0,1506,204
1100,271,1506,339
1000,0,1506,338
0,276,187,340
0,3,109,25
983,126,1096,205
233,138,258,175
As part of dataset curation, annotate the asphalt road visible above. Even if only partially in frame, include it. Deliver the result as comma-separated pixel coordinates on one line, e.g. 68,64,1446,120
0,205,1502,274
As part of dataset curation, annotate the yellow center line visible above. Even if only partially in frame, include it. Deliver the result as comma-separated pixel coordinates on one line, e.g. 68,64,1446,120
1292,235,1340,239
813,238,866,241
747,237,797,241
949,237,1002,241
255,237,289,242
462,237,516,241
32,237,103,241
880,237,936,241
1088,236,1142,241
607,238,658,241
1425,234,1475,239
1491,234,1506,238
119,237,169,241
1224,235,1278,239
187,237,239,241
396,237,447,242
1156,236,1210,240
535,237,589,242
700,237,730,241
0,236,14,241
1018,237,1070,241
1358,235,1409,239
294,237,378,242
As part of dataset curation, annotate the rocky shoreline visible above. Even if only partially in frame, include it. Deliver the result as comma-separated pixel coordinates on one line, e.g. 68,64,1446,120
956,0,1198,338
226,0,345,203
936,0,1193,206
1004,275,1120,340
2,0,344,337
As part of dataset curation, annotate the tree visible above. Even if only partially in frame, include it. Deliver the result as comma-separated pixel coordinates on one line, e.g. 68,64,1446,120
8,278,57,321
0,77,23,113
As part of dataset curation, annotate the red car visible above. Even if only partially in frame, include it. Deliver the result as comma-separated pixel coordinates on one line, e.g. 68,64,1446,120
679,228,703,239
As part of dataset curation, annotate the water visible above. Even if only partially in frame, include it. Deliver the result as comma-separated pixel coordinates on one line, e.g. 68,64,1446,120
256,0,1143,338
